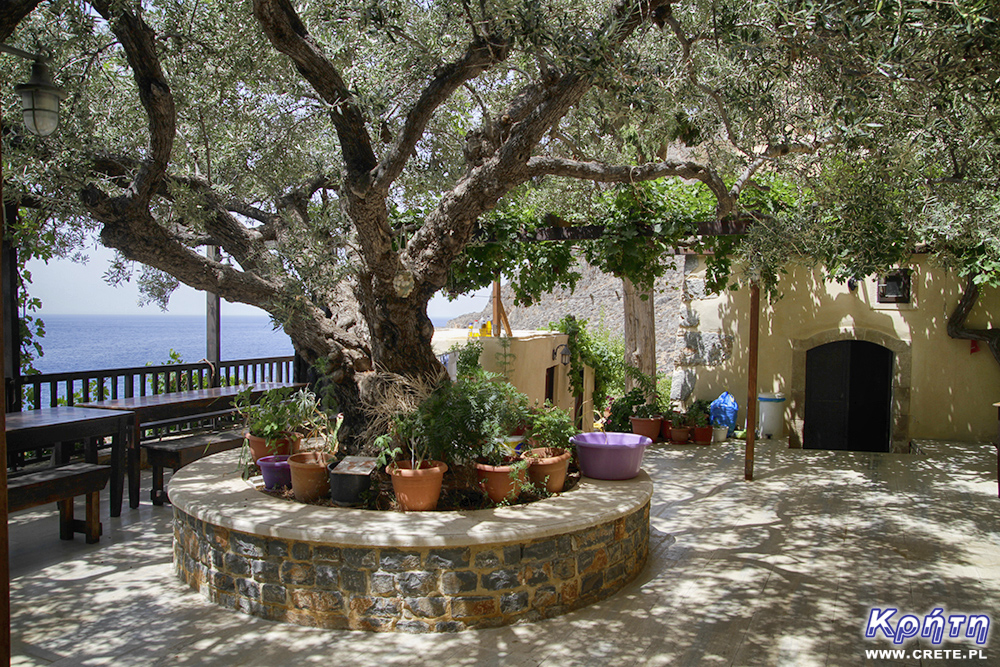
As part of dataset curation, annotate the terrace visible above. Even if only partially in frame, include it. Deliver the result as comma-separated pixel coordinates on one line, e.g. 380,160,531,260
10,437,1000,666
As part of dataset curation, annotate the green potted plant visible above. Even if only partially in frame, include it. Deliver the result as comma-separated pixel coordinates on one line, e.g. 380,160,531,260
670,410,691,444
466,378,531,504
525,402,578,493
688,399,714,445
606,388,646,432
235,386,325,466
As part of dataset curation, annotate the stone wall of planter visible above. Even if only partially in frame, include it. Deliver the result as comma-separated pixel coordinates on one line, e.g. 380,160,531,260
170,450,653,633
174,501,649,632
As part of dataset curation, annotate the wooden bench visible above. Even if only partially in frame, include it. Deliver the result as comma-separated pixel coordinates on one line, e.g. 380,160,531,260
142,428,245,505
8,463,112,543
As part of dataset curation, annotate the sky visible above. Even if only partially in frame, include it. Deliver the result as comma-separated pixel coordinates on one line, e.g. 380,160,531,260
24,242,493,324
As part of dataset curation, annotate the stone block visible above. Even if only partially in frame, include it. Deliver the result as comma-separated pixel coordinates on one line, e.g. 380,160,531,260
670,368,695,402
279,562,315,586
473,549,501,569
350,596,400,617
290,542,313,561
251,558,281,584
678,331,732,366
235,577,260,600
261,583,287,605
224,552,250,577
404,596,447,618
315,563,340,590
500,591,529,615
340,568,368,593
481,569,520,591
397,571,438,597
395,620,430,634
524,564,549,586
231,532,267,558
534,586,558,609
551,557,576,581
212,571,235,594
502,545,521,566
291,589,344,612
574,524,613,549
441,571,478,594
435,620,466,633
342,548,378,570
313,545,342,563
353,616,393,632
521,538,557,562
265,539,289,559
380,549,423,572
580,571,604,597
451,596,498,619
369,571,395,596
425,548,470,570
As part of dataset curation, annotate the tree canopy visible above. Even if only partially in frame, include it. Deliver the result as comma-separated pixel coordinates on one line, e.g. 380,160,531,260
3,0,999,444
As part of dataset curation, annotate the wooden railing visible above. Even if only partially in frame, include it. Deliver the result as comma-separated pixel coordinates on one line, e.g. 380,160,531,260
14,356,296,410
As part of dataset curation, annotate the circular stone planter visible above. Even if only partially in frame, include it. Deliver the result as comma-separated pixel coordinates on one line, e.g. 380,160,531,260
170,449,652,633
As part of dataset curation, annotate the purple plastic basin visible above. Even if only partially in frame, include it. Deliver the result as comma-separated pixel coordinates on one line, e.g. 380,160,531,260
570,431,651,480
258,454,292,490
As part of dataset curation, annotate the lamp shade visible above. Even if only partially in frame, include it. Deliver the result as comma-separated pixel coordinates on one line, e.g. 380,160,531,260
14,60,65,136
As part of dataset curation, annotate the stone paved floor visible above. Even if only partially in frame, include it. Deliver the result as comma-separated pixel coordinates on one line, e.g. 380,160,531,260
9,439,1000,666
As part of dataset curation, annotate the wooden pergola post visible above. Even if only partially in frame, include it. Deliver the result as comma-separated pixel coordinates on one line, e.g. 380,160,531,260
0,153,11,665
206,246,221,386
745,282,760,481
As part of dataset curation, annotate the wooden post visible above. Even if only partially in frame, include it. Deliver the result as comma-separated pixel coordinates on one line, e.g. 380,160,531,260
0,149,11,664
2,227,20,412
745,282,760,481
492,277,502,337
206,246,221,386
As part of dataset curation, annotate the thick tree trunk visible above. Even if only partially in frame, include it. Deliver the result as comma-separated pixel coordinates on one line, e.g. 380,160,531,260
623,277,657,399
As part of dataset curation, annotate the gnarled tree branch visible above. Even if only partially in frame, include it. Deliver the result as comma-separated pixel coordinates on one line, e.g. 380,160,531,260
947,274,1000,367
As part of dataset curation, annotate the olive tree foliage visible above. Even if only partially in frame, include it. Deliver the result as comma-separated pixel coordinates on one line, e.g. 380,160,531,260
4,0,995,445
2,0,834,449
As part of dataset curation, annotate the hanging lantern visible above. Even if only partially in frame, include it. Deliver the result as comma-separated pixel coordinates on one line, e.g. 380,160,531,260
15,59,66,137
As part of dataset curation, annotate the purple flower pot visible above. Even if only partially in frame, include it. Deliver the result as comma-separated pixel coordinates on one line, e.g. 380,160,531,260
570,431,651,480
258,454,292,490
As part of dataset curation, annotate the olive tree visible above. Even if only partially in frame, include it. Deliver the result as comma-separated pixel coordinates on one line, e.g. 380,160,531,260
5,0,996,446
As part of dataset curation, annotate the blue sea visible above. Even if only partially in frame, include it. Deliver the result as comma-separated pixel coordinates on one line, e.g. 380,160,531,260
31,314,295,374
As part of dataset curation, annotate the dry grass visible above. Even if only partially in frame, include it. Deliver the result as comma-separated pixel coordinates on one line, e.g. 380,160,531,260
358,371,443,446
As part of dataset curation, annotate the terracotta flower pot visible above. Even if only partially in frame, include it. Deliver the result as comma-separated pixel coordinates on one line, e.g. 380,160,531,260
387,460,448,511
630,417,662,442
670,427,691,444
525,447,571,493
288,451,334,502
693,426,714,445
659,419,673,441
247,432,302,464
474,458,527,503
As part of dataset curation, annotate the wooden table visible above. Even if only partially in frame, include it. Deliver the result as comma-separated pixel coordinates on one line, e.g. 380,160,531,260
79,382,304,509
6,406,133,517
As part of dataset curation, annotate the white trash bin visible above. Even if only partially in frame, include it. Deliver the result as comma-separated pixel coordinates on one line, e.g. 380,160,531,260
757,392,786,439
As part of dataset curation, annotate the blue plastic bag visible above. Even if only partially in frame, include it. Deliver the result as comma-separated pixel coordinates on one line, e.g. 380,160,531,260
710,392,739,436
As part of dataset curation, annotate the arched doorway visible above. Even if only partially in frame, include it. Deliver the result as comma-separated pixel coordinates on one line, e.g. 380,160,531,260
803,340,894,452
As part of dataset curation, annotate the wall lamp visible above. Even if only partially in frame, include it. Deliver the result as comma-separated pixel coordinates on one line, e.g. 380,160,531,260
0,43,66,137
552,344,571,366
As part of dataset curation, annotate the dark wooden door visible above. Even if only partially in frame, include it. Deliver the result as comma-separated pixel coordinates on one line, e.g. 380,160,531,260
804,341,893,452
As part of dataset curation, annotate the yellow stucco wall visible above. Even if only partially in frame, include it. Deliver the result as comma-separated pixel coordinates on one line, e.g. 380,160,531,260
685,255,1000,444
433,330,594,432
